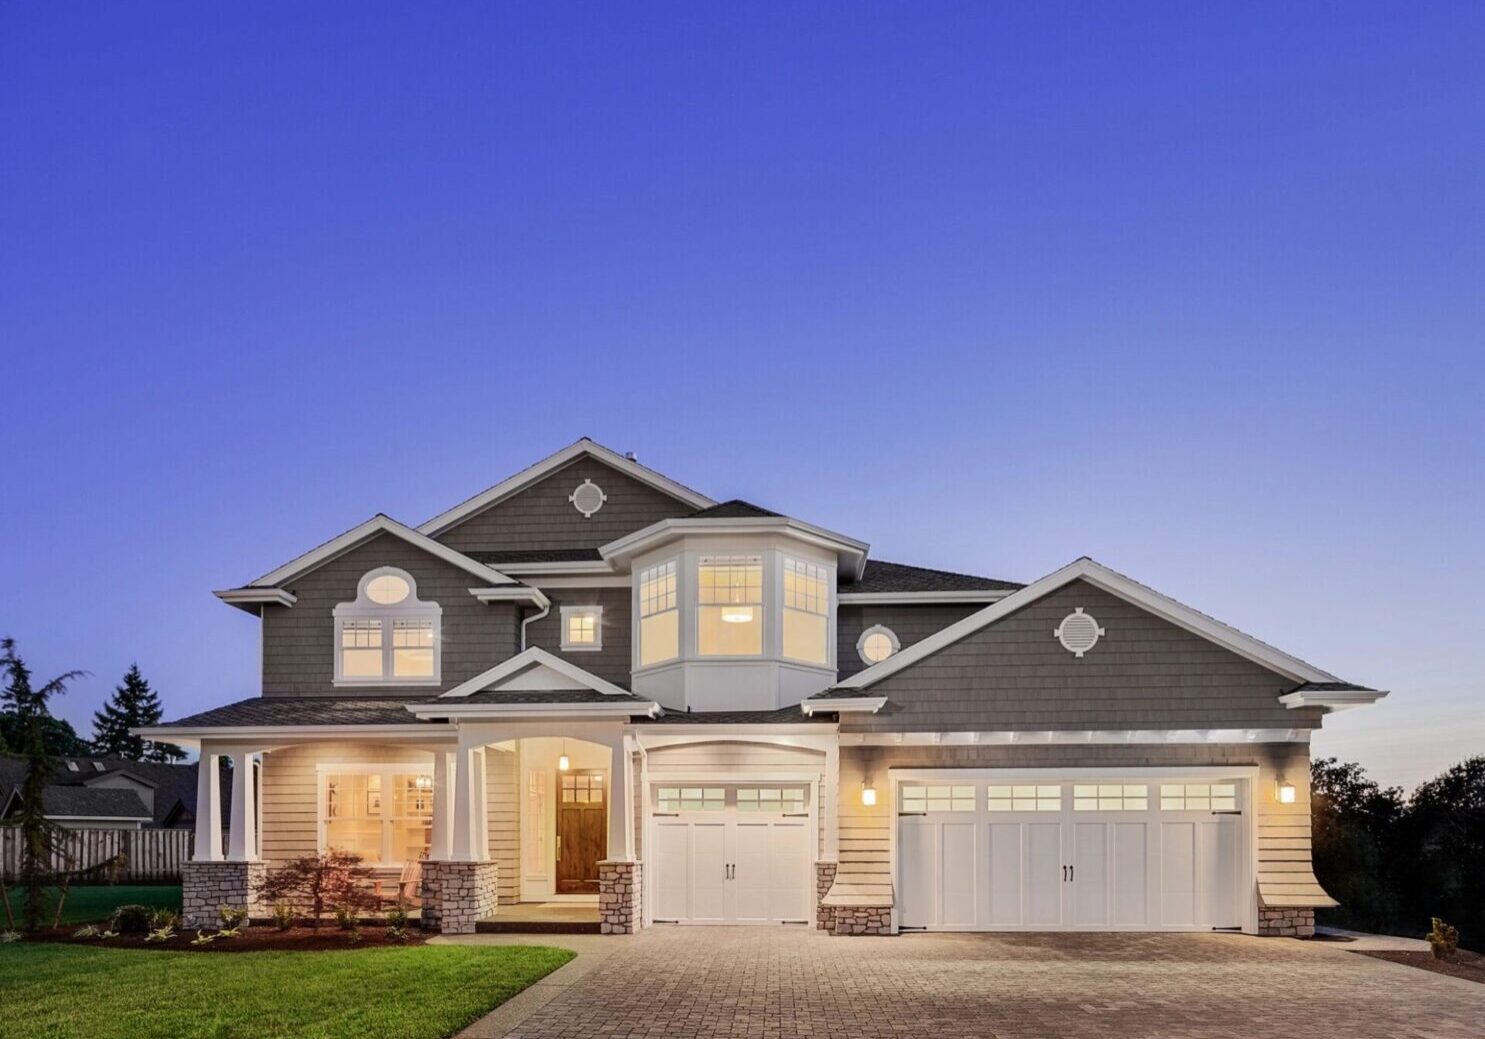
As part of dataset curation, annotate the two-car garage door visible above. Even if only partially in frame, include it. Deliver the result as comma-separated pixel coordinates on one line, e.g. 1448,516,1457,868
899,774,1249,931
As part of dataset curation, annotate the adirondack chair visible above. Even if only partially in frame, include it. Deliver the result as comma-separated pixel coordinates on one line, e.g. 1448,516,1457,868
373,859,423,909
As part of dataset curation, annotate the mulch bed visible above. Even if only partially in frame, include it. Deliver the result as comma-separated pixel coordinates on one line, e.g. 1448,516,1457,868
31,924,430,952
1355,948,1485,985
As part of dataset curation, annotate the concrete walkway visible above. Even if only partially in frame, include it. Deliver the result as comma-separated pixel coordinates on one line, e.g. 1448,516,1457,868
443,926,1484,1039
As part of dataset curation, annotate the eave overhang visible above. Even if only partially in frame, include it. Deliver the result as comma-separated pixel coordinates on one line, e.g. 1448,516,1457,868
799,696,886,715
600,516,870,580
406,701,663,721
1279,688,1388,712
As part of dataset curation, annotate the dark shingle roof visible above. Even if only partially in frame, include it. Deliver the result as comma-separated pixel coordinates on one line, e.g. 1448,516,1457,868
687,499,782,519
841,559,1022,595
803,687,878,700
473,549,604,565
158,696,429,728
0,753,230,828
1290,681,1377,693
639,707,832,724
32,786,151,820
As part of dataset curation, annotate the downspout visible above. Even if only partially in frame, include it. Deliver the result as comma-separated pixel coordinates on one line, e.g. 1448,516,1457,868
520,602,550,651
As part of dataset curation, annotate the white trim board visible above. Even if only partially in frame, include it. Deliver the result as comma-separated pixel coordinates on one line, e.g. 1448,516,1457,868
407,701,662,720
437,647,633,699
834,557,1345,689
418,438,715,537
1278,689,1387,712
839,728,1312,746
837,591,1013,605
599,517,870,580
244,514,521,590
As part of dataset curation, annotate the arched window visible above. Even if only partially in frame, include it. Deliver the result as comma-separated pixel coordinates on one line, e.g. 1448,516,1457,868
333,567,441,685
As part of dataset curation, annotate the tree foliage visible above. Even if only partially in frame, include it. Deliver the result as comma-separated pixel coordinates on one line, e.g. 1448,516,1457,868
90,663,184,762
1312,755,1485,950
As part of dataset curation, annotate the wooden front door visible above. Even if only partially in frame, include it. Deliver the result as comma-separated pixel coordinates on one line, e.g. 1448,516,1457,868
556,770,607,894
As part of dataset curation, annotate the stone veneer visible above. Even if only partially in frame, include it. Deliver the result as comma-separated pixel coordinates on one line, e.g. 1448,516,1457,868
420,861,500,935
814,862,838,931
1258,906,1316,937
831,904,893,936
599,860,642,934
182,861,266,929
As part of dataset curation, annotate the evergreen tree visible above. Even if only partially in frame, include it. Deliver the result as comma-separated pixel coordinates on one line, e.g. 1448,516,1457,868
0,638,92,757
91,663,184,762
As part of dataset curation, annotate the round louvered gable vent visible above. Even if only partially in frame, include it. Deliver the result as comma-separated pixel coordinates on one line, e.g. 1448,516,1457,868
1054,608,1105,657
569,479,607,518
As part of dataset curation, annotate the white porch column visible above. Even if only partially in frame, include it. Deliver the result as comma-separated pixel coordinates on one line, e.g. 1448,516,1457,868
608,737,632,861
193,748,223,862
823,740,840,861
451,744,488,862
226,750,258,862
430,750,456,861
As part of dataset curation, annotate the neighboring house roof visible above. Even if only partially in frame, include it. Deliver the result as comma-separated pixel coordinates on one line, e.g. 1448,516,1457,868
417,437,716,537
688,499,782,519
820,557,1384,698
841,560,1023,595
0,752,226,828
1,785,150,822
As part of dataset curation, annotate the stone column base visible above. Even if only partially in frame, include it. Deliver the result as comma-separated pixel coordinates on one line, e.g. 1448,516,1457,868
831,904,893,935
182,860,266,929
599,860,642,934
421,861,499,935
1258,906,1315,937
814,862,838,931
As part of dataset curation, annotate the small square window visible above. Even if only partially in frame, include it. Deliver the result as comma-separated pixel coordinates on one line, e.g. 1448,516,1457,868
561,606,603,651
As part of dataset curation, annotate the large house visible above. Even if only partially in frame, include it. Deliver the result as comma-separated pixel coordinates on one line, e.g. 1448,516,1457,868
141,439,1384,935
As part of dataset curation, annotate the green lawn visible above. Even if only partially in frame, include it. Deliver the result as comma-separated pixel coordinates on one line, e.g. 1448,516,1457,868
2,885,181,926
0,942,575,1039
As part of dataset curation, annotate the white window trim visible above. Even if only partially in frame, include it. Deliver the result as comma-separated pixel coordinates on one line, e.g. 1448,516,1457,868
316,763,435,868
635,558,680,668
560,605,604,652
856,624,901,665
781,555,831,667
333,567,442,687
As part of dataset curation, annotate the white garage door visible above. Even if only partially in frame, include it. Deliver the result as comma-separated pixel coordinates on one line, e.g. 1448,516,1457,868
899,775,1247,931
650,784,813,925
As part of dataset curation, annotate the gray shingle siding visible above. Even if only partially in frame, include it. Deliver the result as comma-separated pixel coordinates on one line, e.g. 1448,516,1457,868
262,532,520,698
521,587,633,687
836,604,982,679
433,457,694,554
842,580,1322,733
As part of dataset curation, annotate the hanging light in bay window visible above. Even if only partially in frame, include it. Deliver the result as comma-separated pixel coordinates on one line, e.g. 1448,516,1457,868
721,606,754,624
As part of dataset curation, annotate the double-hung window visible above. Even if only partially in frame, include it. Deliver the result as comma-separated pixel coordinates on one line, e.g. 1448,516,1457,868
697,554,763,655
637,560,679,666
334,567,441,684
782,556,830,664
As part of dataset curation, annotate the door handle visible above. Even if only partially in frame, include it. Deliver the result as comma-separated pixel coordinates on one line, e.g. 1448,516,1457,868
1069,864,1074,883
556,835,562,861
1062,865,1067,882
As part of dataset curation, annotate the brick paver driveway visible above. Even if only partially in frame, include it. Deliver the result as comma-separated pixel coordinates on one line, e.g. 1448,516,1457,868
503,927,1484,1039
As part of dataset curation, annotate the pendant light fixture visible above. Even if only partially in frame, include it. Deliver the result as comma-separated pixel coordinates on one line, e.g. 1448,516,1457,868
558,739,571,772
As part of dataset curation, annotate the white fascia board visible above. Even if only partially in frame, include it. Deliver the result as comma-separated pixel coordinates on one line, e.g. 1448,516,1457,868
407,700,662,720
129,723,454,749
1279,689,1388,712
439,646,633,699
841,728,1312,746
490,561,617,575
250,514,519,589
800,697,887,715
835,557,1343,690
214,588,298,608
468,586,551,608
417,439,715,537
599,517,870,579
47,814,153,823
837,591,1013,605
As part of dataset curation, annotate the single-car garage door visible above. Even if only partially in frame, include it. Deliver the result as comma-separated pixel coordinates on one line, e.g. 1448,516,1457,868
898,773,1249,931
650,784,813,925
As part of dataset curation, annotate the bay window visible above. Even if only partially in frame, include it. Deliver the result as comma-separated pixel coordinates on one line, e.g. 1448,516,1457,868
638,560,678,665
322,767,434,864
782,556,829,664
698,554,763,655
334,567,441,684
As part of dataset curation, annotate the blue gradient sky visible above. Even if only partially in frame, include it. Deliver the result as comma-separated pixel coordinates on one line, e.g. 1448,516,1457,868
2,4,1481,791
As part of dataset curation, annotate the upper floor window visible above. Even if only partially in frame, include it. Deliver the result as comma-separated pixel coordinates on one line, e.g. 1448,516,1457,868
697,554,763,656
334,567,441,685
782,557,829,664
857,624,900,665
561,605,603,651
638,560,679,666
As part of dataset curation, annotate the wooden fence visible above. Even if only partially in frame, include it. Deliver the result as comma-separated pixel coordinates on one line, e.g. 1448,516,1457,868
0,827,194,883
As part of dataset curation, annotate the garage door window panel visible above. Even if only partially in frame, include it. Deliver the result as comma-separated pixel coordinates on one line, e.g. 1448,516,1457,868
901,784,975,813
987,785,1061,812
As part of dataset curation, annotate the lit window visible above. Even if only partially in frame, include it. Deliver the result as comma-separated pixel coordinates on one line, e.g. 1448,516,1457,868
657,786,724,812
637,560,678,666
1073,784,1149,811
1160,783,1237,811
561,605,603,651
901,785,976,813
334,568,441,684
987,785,1061,812
857,625,900,665
698,554,763,656
782,557,830,665
323,769,433,864
737,787,807,813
